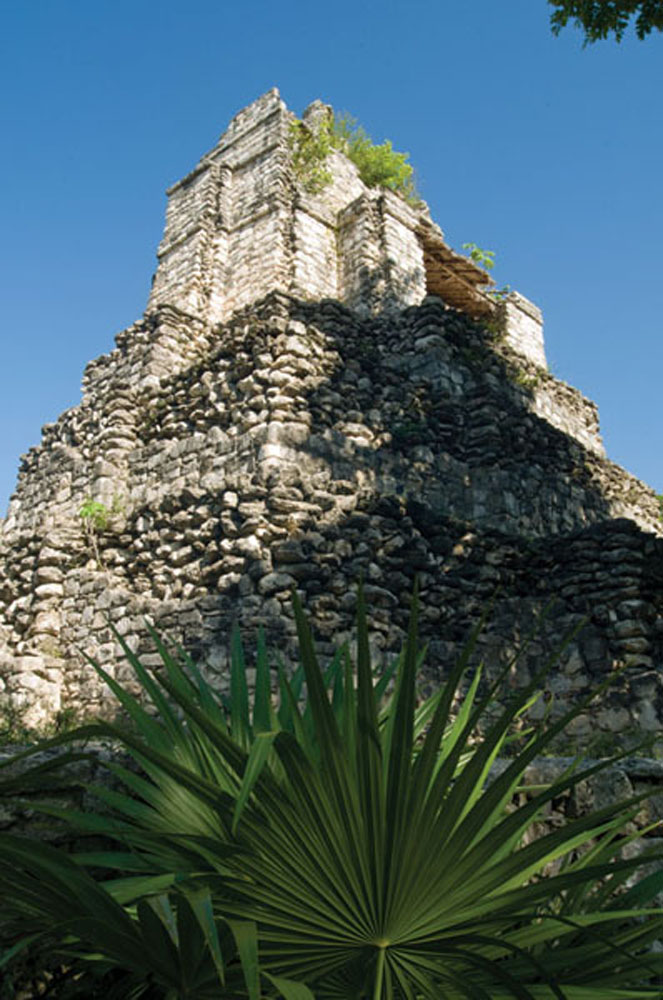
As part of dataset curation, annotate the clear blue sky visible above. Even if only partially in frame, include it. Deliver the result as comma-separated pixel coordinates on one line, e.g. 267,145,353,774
1,0,661,515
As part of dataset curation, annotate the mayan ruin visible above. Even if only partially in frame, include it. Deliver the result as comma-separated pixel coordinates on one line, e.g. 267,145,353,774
1,88,661,744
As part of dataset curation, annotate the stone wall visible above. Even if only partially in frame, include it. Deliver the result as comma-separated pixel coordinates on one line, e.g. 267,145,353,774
147,90,516,344
1,291,661,742
1,90,661,744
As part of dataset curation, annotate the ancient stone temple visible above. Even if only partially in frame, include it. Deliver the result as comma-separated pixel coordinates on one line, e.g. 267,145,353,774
1,89,661,741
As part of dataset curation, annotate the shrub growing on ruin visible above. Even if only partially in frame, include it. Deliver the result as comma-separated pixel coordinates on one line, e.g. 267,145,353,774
1,589,663,997
331,113,419,203
288,117,334,194
289,111,420,205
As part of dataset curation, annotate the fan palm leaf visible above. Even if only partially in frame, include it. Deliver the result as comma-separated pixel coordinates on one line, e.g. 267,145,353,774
1,585,662,997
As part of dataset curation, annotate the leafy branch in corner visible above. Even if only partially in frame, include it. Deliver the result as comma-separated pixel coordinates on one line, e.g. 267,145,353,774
548,0,663,43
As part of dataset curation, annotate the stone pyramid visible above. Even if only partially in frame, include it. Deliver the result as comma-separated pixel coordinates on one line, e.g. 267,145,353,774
1,89,661,742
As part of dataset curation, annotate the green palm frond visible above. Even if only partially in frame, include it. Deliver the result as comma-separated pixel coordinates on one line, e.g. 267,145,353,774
1,584,662,998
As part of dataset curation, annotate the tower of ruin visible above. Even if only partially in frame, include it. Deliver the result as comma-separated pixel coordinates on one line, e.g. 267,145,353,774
1,89,661,741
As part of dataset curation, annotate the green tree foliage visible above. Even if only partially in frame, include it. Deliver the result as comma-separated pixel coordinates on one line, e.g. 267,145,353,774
549,0,663,42
331,113,419,203
288,118,334,194
78,498,111,532
289,112,419,205
462,243,496,271
2,590,663,997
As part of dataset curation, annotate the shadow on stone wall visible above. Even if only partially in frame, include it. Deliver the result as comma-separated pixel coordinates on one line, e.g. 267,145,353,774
111,293,663,749
1,293,662,747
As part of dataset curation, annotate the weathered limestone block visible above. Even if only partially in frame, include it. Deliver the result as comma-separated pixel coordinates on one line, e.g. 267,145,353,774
500,292,546,368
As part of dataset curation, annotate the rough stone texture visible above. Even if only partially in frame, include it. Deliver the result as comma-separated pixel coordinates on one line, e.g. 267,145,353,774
0,741,125,846
0,90,661,740
498,292,547,371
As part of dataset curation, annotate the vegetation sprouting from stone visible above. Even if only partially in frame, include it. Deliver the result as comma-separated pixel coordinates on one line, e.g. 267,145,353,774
332,112,419,202
78,498,110,569
289,110,420,204
462,242,495,271
78,498,111,533
288,117,334,194
0,701,83,744
77,495,126,571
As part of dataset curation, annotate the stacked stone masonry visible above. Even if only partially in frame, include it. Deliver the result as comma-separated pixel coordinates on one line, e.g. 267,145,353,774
1,90,661,745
